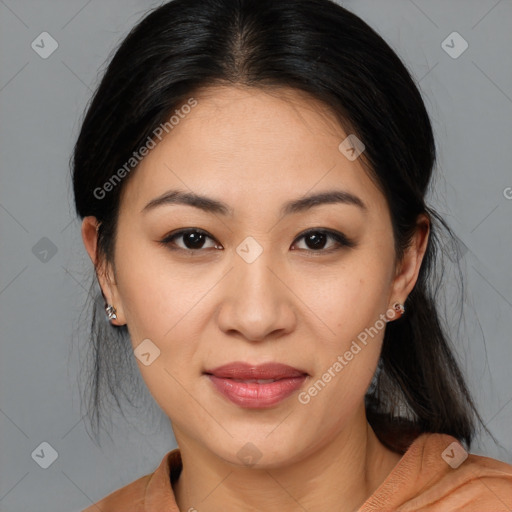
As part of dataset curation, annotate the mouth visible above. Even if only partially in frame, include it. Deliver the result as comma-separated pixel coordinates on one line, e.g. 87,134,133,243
204,362,308,409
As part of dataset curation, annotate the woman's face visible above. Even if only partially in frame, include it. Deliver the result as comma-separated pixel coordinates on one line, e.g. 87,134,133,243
85,85,425,467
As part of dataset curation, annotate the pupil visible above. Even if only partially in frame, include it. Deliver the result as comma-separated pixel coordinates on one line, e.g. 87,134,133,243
306,232,326,249
185,232,205,249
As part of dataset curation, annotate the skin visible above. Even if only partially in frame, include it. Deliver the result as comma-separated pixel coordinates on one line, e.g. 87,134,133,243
82,85,429,512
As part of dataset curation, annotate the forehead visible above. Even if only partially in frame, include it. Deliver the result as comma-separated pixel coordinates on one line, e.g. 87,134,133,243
119,85,387,218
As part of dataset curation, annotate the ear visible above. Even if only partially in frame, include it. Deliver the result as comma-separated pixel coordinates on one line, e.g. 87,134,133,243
81,216,126,325
388,214,430,308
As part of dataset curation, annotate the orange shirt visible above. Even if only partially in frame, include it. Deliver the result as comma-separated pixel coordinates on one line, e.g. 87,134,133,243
82,433,512,511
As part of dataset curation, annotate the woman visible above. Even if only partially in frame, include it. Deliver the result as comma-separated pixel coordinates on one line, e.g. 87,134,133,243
73,0,512,510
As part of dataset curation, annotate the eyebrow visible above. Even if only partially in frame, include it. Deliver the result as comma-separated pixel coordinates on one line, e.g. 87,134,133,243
141,189,367,216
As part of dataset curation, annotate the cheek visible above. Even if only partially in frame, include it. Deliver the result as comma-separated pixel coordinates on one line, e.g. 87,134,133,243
114,240,203,341
113,240,219,404
296,256,393,349
291,253,392,411
296,271,389,430
113,247,205,415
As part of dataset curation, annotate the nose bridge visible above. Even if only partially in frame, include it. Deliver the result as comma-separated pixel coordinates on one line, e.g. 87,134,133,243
235,237,281,309
237,246,276,298
217,237,295,340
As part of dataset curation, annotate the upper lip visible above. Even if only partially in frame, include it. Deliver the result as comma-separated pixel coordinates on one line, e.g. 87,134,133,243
205,362,308,380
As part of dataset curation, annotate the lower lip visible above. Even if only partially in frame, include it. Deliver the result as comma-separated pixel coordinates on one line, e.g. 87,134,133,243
207,375,307,408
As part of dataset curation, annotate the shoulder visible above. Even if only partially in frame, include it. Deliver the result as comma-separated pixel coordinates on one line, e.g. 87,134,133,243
361,433,512,511
81,449,181,512
81,473,151,512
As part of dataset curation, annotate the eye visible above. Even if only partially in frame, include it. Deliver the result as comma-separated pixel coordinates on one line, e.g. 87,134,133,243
160,228,222,251
291,229,355,253
160,228,355,253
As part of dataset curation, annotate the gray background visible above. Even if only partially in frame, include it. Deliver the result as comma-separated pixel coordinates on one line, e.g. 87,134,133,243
1,1,511,511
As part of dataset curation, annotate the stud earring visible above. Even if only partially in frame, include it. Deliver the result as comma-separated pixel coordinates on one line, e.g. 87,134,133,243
386,302,405,322
393,302,405,316
105,304,117,320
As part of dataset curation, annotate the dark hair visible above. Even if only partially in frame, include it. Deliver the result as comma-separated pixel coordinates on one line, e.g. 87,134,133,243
72,0,484,451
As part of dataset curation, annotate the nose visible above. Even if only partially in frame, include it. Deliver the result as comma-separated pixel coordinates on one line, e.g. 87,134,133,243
216,247,297,342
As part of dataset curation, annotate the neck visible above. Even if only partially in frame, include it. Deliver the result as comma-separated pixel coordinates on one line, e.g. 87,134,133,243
173,410,402,512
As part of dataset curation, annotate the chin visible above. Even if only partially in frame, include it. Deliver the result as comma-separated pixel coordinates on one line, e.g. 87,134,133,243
203,430,310,470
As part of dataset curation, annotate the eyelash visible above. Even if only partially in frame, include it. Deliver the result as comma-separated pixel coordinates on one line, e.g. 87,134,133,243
159,228,355,255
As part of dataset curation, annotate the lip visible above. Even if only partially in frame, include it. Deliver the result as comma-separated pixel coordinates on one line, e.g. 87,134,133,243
204,362,308,409
206,362,307,380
